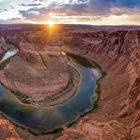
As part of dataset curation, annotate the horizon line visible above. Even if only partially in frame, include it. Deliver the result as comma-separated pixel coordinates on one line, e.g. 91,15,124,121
0,23,140,27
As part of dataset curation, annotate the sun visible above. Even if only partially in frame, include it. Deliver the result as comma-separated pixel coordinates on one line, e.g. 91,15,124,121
47,20,54,27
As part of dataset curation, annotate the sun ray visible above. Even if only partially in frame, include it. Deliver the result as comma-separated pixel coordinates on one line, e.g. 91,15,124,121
47,20,54,27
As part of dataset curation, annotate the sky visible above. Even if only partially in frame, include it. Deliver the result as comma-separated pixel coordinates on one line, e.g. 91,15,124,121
0,0,140,25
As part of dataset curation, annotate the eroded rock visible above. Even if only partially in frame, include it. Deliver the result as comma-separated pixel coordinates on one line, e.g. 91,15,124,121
0,118,21,140
0,39,70,107
57,119,128,140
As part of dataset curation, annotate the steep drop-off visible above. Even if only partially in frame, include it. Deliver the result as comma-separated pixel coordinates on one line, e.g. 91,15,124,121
0,26,140,140
58,29,140,140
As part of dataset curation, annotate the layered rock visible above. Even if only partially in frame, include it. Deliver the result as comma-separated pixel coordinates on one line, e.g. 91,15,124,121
0,39,70,107
0,37,7,58
118,78,140,118
57,119,128,140
1,26,140,139
59,29,140,140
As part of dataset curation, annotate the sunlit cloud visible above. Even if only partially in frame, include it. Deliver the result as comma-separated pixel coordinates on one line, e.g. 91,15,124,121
0,0,140,25
0,9,22,20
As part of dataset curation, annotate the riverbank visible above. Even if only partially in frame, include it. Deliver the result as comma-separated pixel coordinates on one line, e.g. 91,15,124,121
57,48,135,139
13,53,104,139
0,52,101,136
66,52,106,112
0,67,79,109
58,52,106,128
9,65,81,108
63,47,129,121
0,50,81,108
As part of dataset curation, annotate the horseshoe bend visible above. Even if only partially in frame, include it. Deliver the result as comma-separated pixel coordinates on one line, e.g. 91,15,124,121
0,24,140,139
0,42,74,107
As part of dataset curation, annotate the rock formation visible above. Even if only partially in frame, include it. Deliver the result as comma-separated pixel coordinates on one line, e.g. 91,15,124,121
57,118,128,140
58,28,140,140
0,37,7,59
0,25,140,139
0,118,21,140
0,35,70,107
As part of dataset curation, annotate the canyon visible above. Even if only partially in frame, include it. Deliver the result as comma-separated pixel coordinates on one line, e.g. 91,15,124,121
0,25,140,139
58,27,140,140
0,30,72,107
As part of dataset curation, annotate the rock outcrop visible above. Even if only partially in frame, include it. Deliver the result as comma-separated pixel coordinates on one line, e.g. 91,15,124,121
59,29,140,140
0,118,22,140
0,37,7,58
57,119,128,140
0,37,70,107
118,78,140,118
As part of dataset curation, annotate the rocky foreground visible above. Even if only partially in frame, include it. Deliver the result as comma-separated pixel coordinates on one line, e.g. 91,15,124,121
0,25,140,139
0,117,22,140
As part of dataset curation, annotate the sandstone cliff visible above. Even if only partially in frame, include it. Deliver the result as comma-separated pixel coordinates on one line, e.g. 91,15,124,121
0,26,140,139
58,29,140,140
0,37,7,58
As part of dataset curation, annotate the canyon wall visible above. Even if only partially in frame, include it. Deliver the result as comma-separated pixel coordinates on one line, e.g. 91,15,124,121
0,26,140,139
58,29,140,140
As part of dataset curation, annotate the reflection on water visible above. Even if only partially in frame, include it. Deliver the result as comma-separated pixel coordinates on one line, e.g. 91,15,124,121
0,49,18,63
0,51,101,133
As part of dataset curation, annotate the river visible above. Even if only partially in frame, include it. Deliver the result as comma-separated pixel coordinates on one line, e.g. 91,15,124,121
0,49,101,133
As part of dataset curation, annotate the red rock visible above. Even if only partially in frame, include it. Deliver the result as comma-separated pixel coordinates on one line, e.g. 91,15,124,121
0,118,21,140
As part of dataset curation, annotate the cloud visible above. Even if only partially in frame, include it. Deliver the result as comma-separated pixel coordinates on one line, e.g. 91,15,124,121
19,9,40,19
19,2,87,20
20,0,139,18
1,0,140,24
20,3,42,7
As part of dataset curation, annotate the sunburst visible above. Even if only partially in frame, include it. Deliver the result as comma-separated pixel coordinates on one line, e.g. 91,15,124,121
47,20,54,27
